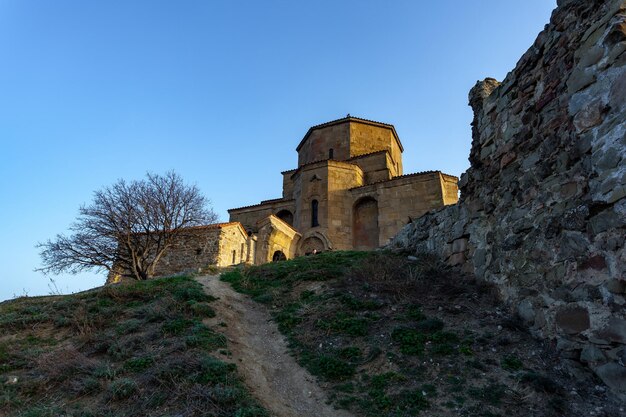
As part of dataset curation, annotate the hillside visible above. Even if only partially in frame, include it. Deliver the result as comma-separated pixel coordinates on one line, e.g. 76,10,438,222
222,251,624,417
2,251,624,417
0,277,268,417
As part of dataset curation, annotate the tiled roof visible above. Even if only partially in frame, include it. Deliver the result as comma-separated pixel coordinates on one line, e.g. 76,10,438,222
228,199,295,212
280,150,390,176
350,170,458,190
308,115,394,131
296,115,404,152
284,158,362,179
184,222,244,231
346,150,389,161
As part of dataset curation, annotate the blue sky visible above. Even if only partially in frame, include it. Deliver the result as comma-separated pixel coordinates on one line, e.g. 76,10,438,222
0,0,556,301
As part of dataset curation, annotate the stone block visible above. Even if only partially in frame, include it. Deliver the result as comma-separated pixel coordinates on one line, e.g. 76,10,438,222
573,99,605,133
451,238,468,254
567,67,596,93
595,362,626,393
597,317,626,344
448,252,465,266
517,298,536,324
607,279,626,294
580,344,607,364
556,305,590,334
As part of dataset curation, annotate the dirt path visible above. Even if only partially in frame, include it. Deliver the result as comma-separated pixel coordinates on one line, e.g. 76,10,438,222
196,275,354,417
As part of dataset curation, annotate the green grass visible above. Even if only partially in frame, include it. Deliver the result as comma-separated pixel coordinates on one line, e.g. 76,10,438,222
0,275,267,417
221,250,370,301
501,355,524,372
221,250,572,417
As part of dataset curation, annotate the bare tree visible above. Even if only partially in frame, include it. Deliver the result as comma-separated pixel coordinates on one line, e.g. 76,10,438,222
37,171,218,281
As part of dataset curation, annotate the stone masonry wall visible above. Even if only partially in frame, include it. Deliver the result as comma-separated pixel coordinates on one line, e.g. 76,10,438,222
216,223,250,266
390,0,626,395
154,227,221,276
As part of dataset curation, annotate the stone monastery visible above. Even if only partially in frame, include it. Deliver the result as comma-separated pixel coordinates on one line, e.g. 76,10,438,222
150,116,458,276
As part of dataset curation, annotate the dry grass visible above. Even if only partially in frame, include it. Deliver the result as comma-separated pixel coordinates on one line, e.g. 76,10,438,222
222,250,621,417
0,276,268,417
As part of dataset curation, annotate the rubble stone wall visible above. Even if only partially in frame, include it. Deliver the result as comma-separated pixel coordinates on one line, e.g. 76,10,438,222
390,0,626,394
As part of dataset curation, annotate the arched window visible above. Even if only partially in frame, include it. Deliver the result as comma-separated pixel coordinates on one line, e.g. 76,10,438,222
329,148,334,159
311,199,319,227
276,209,294,226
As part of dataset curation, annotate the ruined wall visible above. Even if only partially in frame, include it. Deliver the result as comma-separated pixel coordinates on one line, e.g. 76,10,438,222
154,228,221,276
390,0,626,395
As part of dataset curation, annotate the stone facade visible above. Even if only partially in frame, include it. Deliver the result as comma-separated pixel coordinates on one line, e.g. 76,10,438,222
229,116,458,263
390,0,626,396
107,222,249,282
108,117,456,281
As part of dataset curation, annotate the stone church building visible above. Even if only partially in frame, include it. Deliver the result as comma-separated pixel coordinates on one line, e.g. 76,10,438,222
111,116,458,280
228,115,459,265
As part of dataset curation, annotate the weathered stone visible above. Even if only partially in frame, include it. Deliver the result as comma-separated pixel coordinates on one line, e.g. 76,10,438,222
579,254,608,270
573,99,605,132
580,344,607,364
594,146,622,170
604,21,626,47
597,317,626,344
561,205,589,230
448,252,465,266
579,45,605,68
517,299,536,324
386,0,626,396
607,279,626,294
589,208,625,234
451,238,468,254
556,305,591,335
607,185,626,204
595,362,626,393
609,66,626,113
567,67,596,93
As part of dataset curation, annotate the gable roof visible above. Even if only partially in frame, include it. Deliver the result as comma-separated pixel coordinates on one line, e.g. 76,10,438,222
295,116,404,153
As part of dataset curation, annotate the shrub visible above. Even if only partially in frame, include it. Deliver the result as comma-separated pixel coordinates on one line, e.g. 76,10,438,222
194,356,237,385
415,318,444,333
308,355,355,381
317,312,369,336
501,355,523,372
109,378,138,400
115,318,142,335
185,324,227,350
391,327,426,355
124,356,154,372
162,318,193,335
189,302,216,318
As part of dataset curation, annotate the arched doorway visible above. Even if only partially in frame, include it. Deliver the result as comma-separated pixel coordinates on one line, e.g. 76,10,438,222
272,250,287,262
300,236,325,255
276,209,294,226
352,197,379,250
